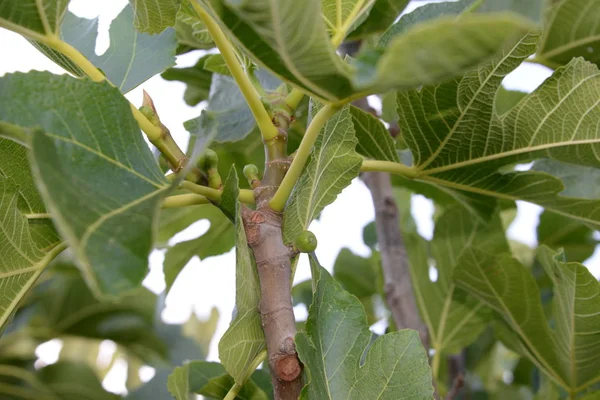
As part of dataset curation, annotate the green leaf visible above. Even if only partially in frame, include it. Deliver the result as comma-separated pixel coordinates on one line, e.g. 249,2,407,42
379,0,477,46
333,248,377,298
404,206,508,356
537,246,600,389
296,257,434,399
162,55,213,106
0,0,68,37
283,104,362,244
397,32,600,227
174,0,213,53
320,0,378,41
347,0,410,39
0,71,169,297
36,361,120,400
349,106,399,162
218,168,265,384
538,0,600,67
354,13,534,94
168,361,269,400
163,205,234,291
204,0,535,102
454,246,600,392
204,54,231,76
537,211,597,262
495,86,527,115
50,6,178,93
185,70,280,143
129,0,181,34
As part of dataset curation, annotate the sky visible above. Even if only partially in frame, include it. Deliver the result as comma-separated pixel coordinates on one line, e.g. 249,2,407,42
1,0,599,396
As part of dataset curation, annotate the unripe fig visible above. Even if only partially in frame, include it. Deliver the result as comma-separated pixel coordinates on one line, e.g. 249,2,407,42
294,230,317,253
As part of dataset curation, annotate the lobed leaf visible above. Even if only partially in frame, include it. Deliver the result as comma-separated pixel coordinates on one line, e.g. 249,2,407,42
297,257,434,399
397,32,600,227
454,246,600,392
283,103,362,244
349,105,399,162
0,72,169,297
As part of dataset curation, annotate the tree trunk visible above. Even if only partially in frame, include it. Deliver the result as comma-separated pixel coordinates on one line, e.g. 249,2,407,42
242,123,303,399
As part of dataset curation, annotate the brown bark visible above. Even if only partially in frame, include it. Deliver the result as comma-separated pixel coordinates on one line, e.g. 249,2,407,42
242,121,303,399
363,172,429,346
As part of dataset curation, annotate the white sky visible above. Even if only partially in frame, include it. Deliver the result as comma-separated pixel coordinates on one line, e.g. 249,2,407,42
1,0,599,396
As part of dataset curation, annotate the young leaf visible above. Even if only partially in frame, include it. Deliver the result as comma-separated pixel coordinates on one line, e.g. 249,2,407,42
538,0,600,67
283,104,362,244
296,257,434,399
44,6,177,93
161,55,213,106
174,1,213,52
163,205,234,291
397,32,600,227
0,0,68,38
129,0,181,34
404,206,508,357
217,168,265,384
349,106,399,162
454,246,600,392
0,72,169,297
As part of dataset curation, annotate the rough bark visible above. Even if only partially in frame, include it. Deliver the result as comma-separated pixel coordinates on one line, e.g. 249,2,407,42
242,120,303,399
363,172,429,346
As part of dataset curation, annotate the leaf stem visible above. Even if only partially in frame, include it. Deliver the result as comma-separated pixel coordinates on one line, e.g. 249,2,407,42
191,1,279,142
360,160,418,178
269,104,341,211
161,194,210,208
223,383,243,400
179,182,256,204
432,350,442,383
284,89,306,111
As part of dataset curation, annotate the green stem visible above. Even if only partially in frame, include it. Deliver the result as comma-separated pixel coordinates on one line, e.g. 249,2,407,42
269,104,340,211
224,383,243,400
462,0,484,14
191,1,279,142
162,194,210,208
360,160,418,178
431,350,442,384
0,121,30,147
284,89,306,111
179,182,256,204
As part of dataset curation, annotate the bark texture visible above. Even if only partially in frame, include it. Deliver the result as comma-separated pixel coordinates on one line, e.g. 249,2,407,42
363,171,429,347
242,122,303,399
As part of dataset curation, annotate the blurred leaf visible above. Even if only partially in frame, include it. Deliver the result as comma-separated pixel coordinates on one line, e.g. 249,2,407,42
43,6,177,93
495,86,527,115
296,256,434,399
129,0,181,34
283,104,362,244
183,307,219,356
218,169,265,384
538,0,600,67
455,246,600,393
163,205,234,291
292,279,313,308
532,159,600,199
204,54,231,76
537,211,597,262
321,0,379,40
168,361,269,400
333,248,377,298
0,72,169,297
185,70,280,143
349,106,399,162
37,361,120,400
162,55,213,106
404,206,507,355
348,0,410,39
174,1,213,53
362,221,377,248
